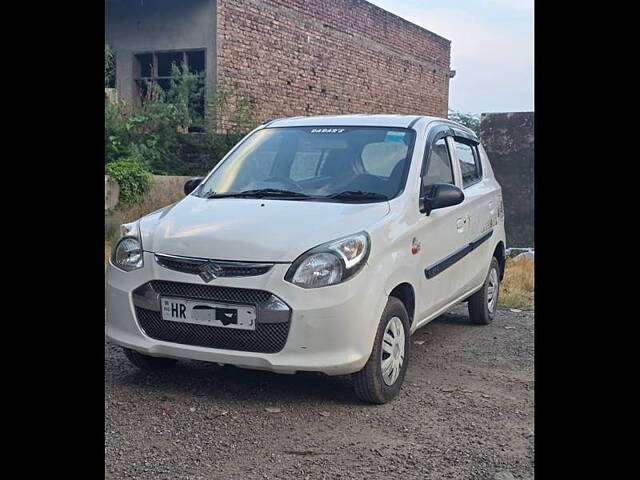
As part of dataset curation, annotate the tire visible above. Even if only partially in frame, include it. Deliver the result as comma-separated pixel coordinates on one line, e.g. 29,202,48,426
123,347,178,371
468,257,501,325
352,297,411,404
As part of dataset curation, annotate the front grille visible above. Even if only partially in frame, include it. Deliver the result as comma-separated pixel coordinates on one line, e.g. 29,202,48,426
149,280,271,304
155,254,273,278
136,308,290,353
133,280,291,353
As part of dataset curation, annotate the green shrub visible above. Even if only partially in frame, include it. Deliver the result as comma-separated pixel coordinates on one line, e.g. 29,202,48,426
105,91,186,166
105,61,255,177
105,100,127,164
105,158,153,205
105,72,205,171
148,131,244,176
167,64,206,132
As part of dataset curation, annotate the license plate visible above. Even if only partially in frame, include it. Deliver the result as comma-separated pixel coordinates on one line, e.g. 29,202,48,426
160,297,256,330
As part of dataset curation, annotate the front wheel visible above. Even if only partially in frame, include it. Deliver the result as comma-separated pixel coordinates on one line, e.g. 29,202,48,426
352,297,411,404
468,257,501,325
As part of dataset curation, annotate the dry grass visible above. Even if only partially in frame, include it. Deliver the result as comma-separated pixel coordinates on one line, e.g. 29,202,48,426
499,257,534,310
105,176,188,238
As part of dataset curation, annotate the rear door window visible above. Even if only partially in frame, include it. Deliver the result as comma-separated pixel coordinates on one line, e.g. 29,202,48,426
453,139,482,188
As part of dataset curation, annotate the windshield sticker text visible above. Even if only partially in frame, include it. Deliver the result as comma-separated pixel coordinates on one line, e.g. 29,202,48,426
310,128,346,134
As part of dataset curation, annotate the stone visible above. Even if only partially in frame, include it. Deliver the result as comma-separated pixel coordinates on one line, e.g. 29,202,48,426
493,472,516,480
105,175,120,210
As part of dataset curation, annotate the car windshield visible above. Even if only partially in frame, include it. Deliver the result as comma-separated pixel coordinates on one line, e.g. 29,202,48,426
196,126,416,202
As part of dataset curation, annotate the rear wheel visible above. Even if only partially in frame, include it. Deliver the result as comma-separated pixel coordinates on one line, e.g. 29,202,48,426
468,257,501,325
352,297,411,404
123,348,178,371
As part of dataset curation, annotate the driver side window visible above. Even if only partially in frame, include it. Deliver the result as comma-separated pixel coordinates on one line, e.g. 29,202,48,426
424,138,454,185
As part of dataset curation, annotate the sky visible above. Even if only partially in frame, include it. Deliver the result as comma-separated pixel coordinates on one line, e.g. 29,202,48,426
367,0,534,115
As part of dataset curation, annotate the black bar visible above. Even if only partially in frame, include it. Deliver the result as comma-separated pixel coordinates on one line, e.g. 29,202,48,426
425,229,494,279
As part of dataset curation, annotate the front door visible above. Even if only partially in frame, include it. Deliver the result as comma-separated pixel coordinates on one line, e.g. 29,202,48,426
414,126,471,321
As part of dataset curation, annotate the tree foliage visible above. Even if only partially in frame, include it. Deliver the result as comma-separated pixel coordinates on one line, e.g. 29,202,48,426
448,110,480,137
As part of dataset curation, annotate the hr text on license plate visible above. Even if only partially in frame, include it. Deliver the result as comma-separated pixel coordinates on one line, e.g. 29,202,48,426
160,297,256,330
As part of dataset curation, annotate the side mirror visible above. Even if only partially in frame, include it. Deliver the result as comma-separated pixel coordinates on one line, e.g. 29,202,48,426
420,183,465,215
184,177,204,195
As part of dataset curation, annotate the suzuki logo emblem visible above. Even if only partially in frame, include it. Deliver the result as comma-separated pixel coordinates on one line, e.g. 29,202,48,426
198,261,223,283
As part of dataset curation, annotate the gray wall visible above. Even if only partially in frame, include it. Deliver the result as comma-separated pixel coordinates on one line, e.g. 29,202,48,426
480,112,534,248
105,0,216,104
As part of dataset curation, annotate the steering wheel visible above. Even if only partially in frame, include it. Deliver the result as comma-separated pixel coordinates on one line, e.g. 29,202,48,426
262,177,304,192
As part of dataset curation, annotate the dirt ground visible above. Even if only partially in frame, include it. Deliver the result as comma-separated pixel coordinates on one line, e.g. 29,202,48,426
105,304,534,479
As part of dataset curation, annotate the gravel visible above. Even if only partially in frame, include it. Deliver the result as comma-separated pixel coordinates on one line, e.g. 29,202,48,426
105,304,534,479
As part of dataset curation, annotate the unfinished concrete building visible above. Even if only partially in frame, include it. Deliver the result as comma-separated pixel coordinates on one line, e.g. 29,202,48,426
106,0,454,131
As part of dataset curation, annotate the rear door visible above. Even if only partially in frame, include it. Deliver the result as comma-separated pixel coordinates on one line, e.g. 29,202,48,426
449,136,497,292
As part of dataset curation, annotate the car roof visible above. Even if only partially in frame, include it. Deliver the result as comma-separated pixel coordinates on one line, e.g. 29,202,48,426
265,114,477,140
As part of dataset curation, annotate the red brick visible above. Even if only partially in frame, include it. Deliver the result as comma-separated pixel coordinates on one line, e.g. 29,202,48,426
215,0,451,131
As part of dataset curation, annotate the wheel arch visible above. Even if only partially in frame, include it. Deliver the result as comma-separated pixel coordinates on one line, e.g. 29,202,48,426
388,282,415,325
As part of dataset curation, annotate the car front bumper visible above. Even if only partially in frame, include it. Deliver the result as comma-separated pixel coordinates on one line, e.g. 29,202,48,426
105,252,386,375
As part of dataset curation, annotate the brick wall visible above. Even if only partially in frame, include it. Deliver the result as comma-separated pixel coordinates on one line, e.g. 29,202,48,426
216,0,452,131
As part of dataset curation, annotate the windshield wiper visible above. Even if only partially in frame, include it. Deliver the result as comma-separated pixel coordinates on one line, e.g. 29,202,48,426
206,189,388,202
326,190,389,201
207,188,311,199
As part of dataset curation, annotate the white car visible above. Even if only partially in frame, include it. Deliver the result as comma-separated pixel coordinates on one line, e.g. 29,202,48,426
106,114,506,404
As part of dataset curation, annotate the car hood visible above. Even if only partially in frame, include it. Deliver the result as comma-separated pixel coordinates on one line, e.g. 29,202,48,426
139,196,390,262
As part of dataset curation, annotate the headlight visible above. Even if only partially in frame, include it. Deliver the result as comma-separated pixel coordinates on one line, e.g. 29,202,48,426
285,232,370,288
111,222,143,272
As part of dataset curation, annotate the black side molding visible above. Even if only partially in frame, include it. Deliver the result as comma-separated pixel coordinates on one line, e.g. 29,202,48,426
469,229,493,250
425,230,493,279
